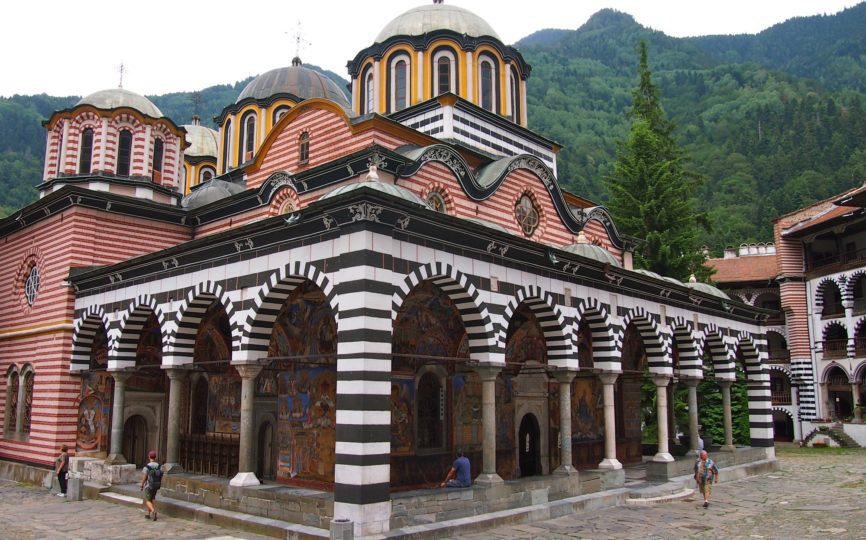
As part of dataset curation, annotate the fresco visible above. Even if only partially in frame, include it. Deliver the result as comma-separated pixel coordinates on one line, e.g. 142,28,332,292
390,377,415,455
572,376,604,441
77,327,111,453
393,281,468,365
129,313,166,393
267,281,338,485
504,304,547,368
208,375,241,433
453,373,482,449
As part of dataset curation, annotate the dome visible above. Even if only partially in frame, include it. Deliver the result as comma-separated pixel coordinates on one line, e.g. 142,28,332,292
561,231,621,267
182,121,218,158
181,178,246,209
375,3,501,42
685,275,730,300
76,88,162,118
237,61,350,108
634,268,683,286
320,177,429,208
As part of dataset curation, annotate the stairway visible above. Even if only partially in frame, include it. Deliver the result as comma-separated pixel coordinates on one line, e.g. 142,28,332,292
828,424,861,447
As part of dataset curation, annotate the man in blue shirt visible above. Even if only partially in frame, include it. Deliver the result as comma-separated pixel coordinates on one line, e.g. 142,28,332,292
440,449,471,488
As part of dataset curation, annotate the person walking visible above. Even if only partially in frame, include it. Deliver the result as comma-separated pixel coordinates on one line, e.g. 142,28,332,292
694,449,719,508
55,444,69,498
140,450,163,521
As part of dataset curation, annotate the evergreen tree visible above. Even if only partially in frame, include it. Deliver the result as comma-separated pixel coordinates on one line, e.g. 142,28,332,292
605,41,711,281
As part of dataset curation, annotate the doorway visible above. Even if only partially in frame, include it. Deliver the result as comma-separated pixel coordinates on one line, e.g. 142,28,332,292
518,413,541,477
256,421,275,480
122,415,148,467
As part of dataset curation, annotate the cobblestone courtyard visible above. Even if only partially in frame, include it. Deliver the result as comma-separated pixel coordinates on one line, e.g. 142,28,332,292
0,448,863,539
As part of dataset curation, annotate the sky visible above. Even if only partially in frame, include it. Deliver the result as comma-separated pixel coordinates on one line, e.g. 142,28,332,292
0,0,859,98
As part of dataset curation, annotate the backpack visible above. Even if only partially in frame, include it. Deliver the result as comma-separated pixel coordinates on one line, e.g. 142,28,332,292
146,463,163,490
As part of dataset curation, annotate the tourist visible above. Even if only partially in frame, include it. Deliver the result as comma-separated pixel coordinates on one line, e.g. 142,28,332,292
694,449,719,508
140,450,163,521
439,449,471,488
54,444,69,498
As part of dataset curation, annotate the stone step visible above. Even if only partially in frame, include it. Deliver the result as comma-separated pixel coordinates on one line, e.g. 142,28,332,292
100,484,328,539
627,481,691,499
623,487,694,506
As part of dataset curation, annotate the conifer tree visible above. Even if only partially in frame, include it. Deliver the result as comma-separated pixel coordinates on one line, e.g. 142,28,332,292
605,41,712,281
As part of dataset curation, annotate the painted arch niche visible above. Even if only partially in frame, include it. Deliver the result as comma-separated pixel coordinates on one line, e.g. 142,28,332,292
77,325,112,455
391,280,470,489
265,280,337,487
571,319,605,469
617,322,648,465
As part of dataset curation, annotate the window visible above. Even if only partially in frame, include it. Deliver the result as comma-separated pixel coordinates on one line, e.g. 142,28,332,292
279,199,296,214
432,49,457,96
222,119,232,173
21,369,33,435
426,191,447,213
199,167,215,183
416,372,443,449
24,265,40,306
479,58,496,112
56,129,64,174
116,130,133,176
298,132,310,164
273,106,290,124
515,194,540,236
152,138,164,182
390,55,410,112
4,370,18,434
240,113,256,163
509,67,520,122
78,128,94,174
361,66,375,114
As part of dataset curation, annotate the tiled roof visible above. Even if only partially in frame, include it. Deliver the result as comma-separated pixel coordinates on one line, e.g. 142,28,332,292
705,255,778,285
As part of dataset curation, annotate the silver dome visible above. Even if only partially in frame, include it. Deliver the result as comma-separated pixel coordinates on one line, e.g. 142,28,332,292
76,88,162,118
561,242,621,267
375,3,501,42
237,64,350,108
181,178,246,209
182,123,219,158
685,280,730,300
320,180,429,207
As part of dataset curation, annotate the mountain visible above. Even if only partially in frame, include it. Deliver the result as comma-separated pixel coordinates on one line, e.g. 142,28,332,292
2,7,866,253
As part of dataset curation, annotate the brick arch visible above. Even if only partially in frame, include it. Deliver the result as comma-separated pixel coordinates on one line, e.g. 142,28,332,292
269,185,301,217
814,276,844,311
768,363,794,381
70,305,111,372
392,262,499,363
238,261,337,362
574,297,617,371
671,316,701,378
114,295,167,369
620,306,669,375
821,320,849,358
166,281,238,366
698,324,735,382
499,285,571,368
735,332,774,447
771,406,795,420
846,270,866,304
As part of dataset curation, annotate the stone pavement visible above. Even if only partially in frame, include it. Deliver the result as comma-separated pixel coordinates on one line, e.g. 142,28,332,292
0,478,274,540
1,448,864,539
447,448,866,540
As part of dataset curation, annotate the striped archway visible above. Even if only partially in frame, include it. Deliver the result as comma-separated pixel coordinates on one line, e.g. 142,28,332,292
574,297,617,372
620,306,669,375
70,305,112,372
113,295,167,370
165,281,238,366
499,285,572,369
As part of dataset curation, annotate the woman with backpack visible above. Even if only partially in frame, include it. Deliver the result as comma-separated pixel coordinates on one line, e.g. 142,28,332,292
139,450,162,521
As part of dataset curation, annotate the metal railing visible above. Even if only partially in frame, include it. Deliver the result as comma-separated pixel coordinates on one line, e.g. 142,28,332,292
821,339,848,358
767,349,791,362
771,391,792,405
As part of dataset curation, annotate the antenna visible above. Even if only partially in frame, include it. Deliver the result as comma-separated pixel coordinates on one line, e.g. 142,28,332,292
118,62,126,88
287,20,311,64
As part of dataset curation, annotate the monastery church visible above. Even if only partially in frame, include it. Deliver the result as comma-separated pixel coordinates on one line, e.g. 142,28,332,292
0,1,773,536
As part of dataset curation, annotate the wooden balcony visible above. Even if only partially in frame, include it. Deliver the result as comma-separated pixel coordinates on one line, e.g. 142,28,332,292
771,391,792,405
821,339,848,359
767,349,791,363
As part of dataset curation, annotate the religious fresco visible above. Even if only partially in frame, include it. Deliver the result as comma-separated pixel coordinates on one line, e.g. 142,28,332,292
208,375,241,433
572,376,604,441
77,327,111,453
453,373,482,449
393,281,468,366
504,304,547,369
495,374,517,478
390,377,415,454
267,281,338,485
193,301,238,435
128,313,166,393
548,380,560,469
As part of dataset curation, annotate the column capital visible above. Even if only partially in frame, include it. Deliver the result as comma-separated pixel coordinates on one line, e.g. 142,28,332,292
234,363,264,379
108,370,132,383
599,372,620,385
718,380,733,390
164,366,190,381
651,375,670,387
552,369,577,384
473,363,502,382
683,378,700,388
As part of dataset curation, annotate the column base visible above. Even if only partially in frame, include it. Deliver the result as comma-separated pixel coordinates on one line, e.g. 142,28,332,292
229,471,261,487
652,452,674,463
553,464,579,476
473,472,504,486
597,458,622,470
162,462,184,474
104,453,127,465
720,444,736,452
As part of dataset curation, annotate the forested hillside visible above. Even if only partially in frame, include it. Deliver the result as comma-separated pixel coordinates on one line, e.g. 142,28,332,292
2,5,865,253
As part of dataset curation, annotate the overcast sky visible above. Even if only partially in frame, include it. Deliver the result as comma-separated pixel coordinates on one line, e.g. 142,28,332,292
0,0,858,98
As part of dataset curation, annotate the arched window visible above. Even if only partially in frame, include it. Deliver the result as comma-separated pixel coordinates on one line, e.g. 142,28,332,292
55,128,64,174
4,370,18,434
426,191,447,213
417,372,443,449
432,49,458,96
199,167,215,183
509,66,520,123
240,112,256,163
478,56,498,113
78,128,94,174
24,264,40,306
389,55,411,112
361,65,375,115
222,119,232,173
116,129,133,176
298,132,310,164
273,105,290,125
152,138,164,183
515,193,540,236
21,367,33,435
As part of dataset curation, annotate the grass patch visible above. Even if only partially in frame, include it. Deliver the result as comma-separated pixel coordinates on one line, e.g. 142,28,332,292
776,446,866,457
839,479,866,488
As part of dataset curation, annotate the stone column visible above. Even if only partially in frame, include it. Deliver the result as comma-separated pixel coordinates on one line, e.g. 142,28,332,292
164,368,187,472
820,382,832,420
553,370,577,475
231,363,263,487
685,379,700,456
652,376,673,462
105,371,131,464
598,373,622,470
720,381,736,451
474,365,503,485
852,383,862,423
